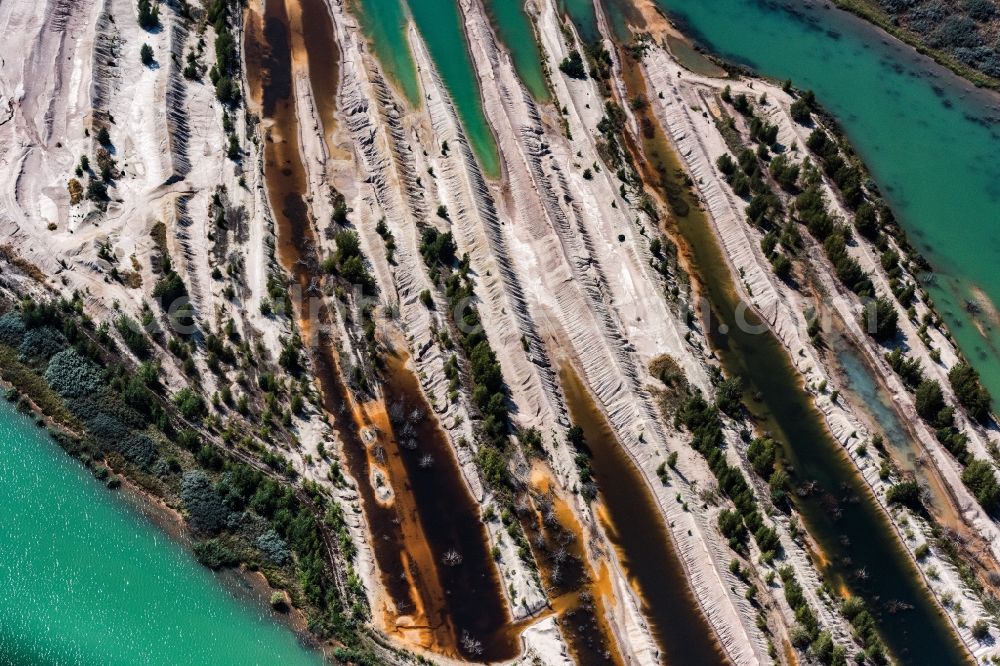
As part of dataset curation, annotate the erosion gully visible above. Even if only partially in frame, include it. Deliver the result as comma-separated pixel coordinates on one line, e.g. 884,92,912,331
610,15,971,663
244,0,513,660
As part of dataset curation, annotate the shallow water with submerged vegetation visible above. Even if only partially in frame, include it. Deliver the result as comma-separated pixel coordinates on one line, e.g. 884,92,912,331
651,0,1000,406
0,400,323,665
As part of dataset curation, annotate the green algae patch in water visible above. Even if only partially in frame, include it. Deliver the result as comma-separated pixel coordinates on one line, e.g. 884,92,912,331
351,0,422,106
484,0,550,102
407,0,501,178
0,401,323,665
654,0,1000,411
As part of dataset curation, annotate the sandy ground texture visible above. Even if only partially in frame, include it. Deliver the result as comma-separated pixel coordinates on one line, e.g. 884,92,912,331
632,4,1000,659
5,0,977,662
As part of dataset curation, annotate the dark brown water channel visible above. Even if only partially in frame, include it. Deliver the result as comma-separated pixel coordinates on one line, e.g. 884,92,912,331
378,353,517,660
244,1,513,660
560,367,729,665
613,36,970,664
520,465,623,666
298,0,340,151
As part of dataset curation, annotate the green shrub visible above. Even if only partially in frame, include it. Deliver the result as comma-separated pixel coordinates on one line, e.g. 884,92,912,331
962,459,1000,510
854,203,879,239
193,538,239,569
885,481,921,510
115,315,151,358
18,326,66,362
174,387,206,420
44,348,104,398
718,508,747,548
715,377,743,418
0,312,26,347
790,97,811,123
419,227,457,267
971,619,991,641
559,50,587,79
861,296,899,342
153,272,188,310
256,530,291,565
914,380,945,424
747,437,777,478
137,0,159,29
948,362,992,422
885,348,924,389
181,470,229,534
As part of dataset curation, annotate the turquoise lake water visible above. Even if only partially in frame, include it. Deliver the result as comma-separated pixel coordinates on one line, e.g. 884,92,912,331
484,0,550,101
560,0,601,43
653,0,1000,405
406,0,502,177
0,400,323,665
351,0,422,107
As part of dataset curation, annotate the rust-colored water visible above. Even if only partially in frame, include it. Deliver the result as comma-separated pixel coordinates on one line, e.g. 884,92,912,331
244,2,512,659
373,352,517,660
558,365,729,665
524,463,624,666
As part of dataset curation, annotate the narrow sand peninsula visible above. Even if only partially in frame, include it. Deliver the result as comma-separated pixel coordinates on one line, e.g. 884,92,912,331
635,8,1000,659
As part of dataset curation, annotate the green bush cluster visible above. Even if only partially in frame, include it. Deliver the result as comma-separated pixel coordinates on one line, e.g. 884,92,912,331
217,466,340,615
419,227,457,270
418,227,514,489
748,116,779,147
948,362,993,422
0,312,26,346
805,128,863,208
256,529,291,566
558,50,587,80
18,326,66,362
677,393,780,558
207,0,240,106
768,154,800,192
840,596,887,664
0,299,369,651
885,480,922,510
789,90,816,124
885,348,923,389
193,538,239,569
794,186,876,299
780,566,847,665
716,149,767,199
115,315,151,359
45,348,105,399
962,459,1000,510
137,0,159,30
747,437,777,478
182,470,231,534
328,230,374,292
